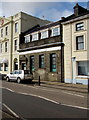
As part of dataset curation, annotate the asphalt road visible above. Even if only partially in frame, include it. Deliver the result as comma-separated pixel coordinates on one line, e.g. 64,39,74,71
2,88,88,119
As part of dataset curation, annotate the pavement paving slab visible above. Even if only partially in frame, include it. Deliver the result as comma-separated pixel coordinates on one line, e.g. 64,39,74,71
33,80,88,93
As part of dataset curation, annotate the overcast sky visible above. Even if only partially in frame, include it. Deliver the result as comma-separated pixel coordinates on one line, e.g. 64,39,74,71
0,2,88,22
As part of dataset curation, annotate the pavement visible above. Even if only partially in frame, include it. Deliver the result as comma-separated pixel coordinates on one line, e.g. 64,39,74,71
33,80,88,93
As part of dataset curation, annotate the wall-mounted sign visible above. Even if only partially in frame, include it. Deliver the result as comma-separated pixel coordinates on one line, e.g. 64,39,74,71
0,19,4,26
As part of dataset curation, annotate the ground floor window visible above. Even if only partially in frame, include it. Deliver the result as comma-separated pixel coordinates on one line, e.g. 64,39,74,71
77,61,89,76
0,64,3,71
50,53,56,72
39,55,44,68
22,63,26,70
4,63,8,71
14,58,18,70
30,56,34,72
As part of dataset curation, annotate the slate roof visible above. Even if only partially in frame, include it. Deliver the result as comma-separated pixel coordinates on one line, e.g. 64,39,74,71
21,3,89,36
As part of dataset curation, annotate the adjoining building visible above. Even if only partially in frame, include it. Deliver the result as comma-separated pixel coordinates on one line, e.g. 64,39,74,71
0,12,50,76
18,21,64,82
62,3,89,85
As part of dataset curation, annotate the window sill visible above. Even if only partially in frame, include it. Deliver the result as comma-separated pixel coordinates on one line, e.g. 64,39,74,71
76,76,89,79
74,49,87,52
74,29,86,33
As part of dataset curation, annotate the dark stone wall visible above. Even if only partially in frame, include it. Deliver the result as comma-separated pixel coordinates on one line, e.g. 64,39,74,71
19,49,62,82
20,36,62,50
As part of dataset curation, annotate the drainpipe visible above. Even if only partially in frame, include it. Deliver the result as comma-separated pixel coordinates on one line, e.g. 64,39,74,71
60,24,64,83
10,16,13,72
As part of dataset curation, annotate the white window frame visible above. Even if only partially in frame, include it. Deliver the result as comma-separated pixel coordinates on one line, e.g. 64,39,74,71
41,30,48,39
5,42,8,52
0,63,3,71
14,39,17,51
5,26,8,36
77,61,89,76
15,22,18,33
1,29,3,37
0,43,2,53
4,63,8,71
51,27,60,37
25,35,30,43
76,22,84,31
32,33,38,41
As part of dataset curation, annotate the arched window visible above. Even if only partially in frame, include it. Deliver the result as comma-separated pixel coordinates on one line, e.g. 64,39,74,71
14,58,18,70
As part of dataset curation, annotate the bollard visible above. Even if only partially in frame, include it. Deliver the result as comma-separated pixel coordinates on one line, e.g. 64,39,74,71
38,76,40,86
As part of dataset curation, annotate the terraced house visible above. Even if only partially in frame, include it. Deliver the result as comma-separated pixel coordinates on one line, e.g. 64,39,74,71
18,3,89,84
18,21,64,82
62,3,89,85
0,12,50,76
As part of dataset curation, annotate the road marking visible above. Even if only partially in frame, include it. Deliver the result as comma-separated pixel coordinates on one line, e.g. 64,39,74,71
61,103,89,110
18,92,59,105
62,91,85,98
2,87,89,110
3,103,19,118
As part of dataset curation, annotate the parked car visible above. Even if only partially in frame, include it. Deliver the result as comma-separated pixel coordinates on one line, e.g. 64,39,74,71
6,70,33,83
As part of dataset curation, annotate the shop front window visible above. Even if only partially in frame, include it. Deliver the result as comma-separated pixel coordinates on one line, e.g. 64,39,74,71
30,56,34,72
50,53,56,72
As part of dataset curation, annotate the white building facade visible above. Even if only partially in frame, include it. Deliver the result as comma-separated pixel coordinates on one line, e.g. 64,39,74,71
0,12,49,75
63,4,89,85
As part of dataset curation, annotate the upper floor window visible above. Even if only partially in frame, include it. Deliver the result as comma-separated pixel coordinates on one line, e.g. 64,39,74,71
25,35,30,43
15,22,18,33
5,26,8,36
15,40,17,51
51,27,60,36
0,43,2,53
76,22,84,31
5,42,8,52
39,55,44,68
1,29,3,37
41,30,48,39
76,35,84,50
50,53,56,72
32,33,38,41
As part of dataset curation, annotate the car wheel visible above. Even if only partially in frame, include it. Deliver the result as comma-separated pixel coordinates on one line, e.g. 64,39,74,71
6,77,10,82
17,78,21,84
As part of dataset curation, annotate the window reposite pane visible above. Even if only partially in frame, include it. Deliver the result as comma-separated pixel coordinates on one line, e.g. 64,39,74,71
50,54,56,72
52,27,60,36
15,40,17,50
39,55,44,68
6,26,8,35
0,64,3,71
32,34,38,41
1,29,3,37
41,31,48,39
78,61,89,76
76,36,84,50
76,23,84,31
15,23,18,33
5,42,7,52
0,44,2,53
30,56,34,72
4,63,8,71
